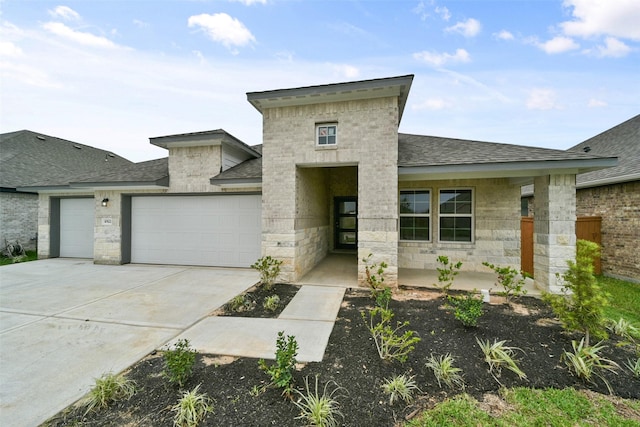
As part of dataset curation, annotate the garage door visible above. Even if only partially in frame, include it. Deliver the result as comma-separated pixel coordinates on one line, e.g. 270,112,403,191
131,195,261,268
60,198,94,258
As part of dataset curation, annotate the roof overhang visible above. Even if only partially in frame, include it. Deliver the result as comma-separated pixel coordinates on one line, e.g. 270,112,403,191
398,157,618,182
150,130,260,157
247,75,414,124
18,177,170,193
209,177,262,189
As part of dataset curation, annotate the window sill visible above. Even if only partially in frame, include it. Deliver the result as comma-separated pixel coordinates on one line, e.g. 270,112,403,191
315,144,338,150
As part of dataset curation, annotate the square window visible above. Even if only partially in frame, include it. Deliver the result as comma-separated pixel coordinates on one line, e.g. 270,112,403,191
317,124,337,146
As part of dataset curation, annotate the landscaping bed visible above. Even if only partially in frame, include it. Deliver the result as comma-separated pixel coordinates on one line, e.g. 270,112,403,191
216,283,301,318
44,286,639,426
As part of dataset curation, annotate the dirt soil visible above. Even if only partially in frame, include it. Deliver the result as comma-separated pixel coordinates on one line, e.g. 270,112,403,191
44,286,639,427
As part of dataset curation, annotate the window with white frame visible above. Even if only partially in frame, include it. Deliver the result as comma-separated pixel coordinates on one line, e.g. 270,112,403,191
439,189,473,242
399,189,430,241
317,124,337,146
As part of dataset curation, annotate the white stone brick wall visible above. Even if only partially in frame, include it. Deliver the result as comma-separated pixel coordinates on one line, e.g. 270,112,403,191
398,178,521,272
168,145,222,193
261,97,399,285
0,192,39,251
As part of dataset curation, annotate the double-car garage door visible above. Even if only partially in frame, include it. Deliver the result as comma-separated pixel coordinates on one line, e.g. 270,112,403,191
130,195,261,268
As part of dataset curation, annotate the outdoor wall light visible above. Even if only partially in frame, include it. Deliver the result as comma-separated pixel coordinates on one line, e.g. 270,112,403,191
101,198,109,207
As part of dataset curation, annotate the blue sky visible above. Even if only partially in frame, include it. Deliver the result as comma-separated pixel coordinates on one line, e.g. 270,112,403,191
1,0,638,162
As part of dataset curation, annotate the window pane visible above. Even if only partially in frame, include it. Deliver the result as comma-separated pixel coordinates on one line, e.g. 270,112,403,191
340,201,356,214
339,217,356,229
457,202,472,214
327,135,336,145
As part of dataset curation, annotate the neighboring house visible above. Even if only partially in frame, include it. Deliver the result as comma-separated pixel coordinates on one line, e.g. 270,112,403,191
522,115,639,282
0,130,132,251
19,75,617,293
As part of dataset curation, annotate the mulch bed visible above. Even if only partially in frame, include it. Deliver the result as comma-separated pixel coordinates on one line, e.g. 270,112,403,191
44,286,639,427
217,283,301,318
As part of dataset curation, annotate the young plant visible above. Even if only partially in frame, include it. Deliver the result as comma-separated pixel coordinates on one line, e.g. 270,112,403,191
258,331,298,396
362,253,390,300
362,306,421,363
425,353,465,390
607,317,640,340
447,292,484,327
542,240,609,346
434,255,462,295
476,337,527,385
164,339,197,388
80,372,136,415
263,294,281,312
625,358,640,378
251,256,283,290
227,294,255,312
482,261,528,304
381,374,419,405
171,384,213,427
293,375,345,427
375,286,392,309
563,338,620,394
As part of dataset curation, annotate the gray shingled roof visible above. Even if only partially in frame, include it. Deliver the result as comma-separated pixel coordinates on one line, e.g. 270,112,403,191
210,157,262,184
1,130,132,190
398,133,610,167
569,114,639,187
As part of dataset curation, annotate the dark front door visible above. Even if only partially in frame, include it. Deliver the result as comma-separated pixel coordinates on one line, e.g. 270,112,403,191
334,197,357,250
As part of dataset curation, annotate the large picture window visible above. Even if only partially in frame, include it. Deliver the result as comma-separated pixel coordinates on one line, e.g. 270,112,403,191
439,189,473,242
399,190,430,241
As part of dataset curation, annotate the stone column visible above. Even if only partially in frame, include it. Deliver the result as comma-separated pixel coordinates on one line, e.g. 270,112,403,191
533,174,576,292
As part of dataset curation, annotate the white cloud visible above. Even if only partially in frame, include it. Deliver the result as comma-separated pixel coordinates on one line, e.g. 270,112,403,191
413,48,471,67
0,41,23,57
435,6,451,21
596,37,632,58
133,19,149,29
42,22,119,49
561,0,640,40
526,88,560,110
332,64,360,79
588,98,607,108
412,2,429,21
48,6,80,21
494,30,514,41
188,13,255,50
230,0,267,4
445,18,481,37
535,36,580,54
413,97,453,111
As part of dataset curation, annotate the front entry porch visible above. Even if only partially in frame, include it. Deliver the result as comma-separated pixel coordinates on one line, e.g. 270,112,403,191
295,253,540,296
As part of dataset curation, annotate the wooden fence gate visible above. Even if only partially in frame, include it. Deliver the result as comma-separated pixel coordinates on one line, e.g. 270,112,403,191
520,216,601,276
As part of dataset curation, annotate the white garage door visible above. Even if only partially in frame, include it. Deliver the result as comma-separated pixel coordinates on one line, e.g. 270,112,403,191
131,195,261,268
60,198,94,258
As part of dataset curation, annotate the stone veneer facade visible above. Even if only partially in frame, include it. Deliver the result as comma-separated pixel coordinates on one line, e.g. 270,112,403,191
398,178,521,272
0,192,39,251
576,181,640,282
261,97,399,285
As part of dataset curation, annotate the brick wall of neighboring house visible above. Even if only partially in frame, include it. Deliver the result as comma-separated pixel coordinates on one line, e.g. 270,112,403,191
261,96,399,285
0,192,39,251
576,181,640,282
399,178,521,272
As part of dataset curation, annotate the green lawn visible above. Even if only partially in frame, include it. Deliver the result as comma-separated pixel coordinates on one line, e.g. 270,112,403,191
600,275,640,325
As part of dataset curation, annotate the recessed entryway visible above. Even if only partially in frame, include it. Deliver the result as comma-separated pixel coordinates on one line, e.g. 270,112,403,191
334,196,357,250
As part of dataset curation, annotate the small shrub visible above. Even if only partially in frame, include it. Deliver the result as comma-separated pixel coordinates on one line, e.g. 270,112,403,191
425,353,465,390
542,240,609,346
625,358,640,378
263,294,281,312
362,306,421,363
381,374,419,405
563,338,620,394
293,375,345,427
227,294,255,312
448,292,484,327
362,253,389,299
259,331,298,396
251,256,283,290
476,337,527,385
164,339,197,388
80,372,136,415
482,261,528,304
434,255,462,295
375,286,392,309
171,384,213,427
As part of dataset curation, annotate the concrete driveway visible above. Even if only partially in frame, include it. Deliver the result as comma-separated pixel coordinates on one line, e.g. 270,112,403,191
0,259,258,427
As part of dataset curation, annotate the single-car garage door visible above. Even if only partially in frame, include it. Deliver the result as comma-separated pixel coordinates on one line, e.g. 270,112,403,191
60,198,94,258
131,195,261,267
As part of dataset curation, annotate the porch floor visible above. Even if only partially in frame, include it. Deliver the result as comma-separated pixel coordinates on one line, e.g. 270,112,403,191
296,253,541,296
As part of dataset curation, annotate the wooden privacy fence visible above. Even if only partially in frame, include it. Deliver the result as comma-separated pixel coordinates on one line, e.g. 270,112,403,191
520,216,602,277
